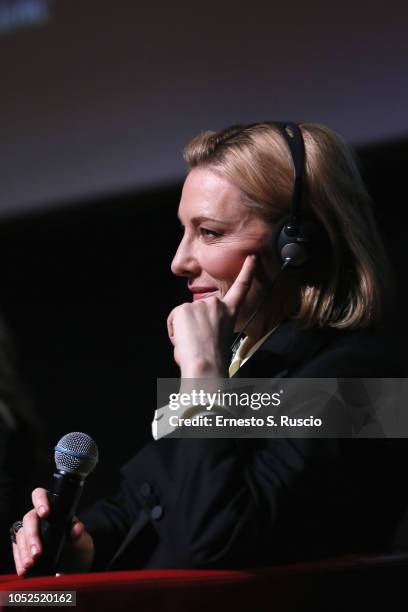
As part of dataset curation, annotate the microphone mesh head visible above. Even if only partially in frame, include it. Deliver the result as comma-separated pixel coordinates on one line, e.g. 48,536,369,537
54,432,98,477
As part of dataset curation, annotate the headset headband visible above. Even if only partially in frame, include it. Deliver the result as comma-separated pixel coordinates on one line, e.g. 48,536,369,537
271,122,305,228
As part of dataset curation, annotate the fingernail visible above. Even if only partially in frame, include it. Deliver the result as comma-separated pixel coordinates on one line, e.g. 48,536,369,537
31,545,39,557
73,522,83,536
39,505,47,516
23,557,32,568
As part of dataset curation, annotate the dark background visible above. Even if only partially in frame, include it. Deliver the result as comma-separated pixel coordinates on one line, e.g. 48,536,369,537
0,1,407,507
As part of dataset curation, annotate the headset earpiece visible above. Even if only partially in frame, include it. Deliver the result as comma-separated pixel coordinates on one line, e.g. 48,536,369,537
277,230,308,267
268,121,323,269
276,218,320,268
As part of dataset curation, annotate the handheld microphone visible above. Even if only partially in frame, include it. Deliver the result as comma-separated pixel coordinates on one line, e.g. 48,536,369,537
27,432,98,577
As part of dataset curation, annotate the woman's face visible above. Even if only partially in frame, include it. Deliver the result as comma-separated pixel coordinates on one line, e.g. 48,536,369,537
171,167,279,332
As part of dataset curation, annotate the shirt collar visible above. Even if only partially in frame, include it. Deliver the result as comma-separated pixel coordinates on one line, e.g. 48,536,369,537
229,325,280,377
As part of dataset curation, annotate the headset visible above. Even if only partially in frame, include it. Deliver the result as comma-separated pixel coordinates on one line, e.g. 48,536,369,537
230,121,323,354
272,121,319,268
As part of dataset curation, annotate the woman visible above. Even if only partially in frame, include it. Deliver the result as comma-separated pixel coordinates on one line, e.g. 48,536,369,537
11,122,405,575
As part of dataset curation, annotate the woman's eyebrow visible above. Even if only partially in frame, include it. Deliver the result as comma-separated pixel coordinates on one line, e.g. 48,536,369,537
177,213,231,225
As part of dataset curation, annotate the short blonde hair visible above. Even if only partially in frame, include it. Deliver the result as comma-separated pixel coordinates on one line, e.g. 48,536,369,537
183,122,391,329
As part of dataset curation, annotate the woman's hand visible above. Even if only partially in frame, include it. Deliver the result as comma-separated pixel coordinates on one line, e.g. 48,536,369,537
12,487,94,576
167,255,256,378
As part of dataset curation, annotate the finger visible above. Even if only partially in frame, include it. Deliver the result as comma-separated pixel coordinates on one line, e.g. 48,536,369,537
12,542,25,576
23,509,43,557
32,488,50,517
16,526,34,571
167,311,175,346
167,305,193,345
69,519,85,541
223,254,257,314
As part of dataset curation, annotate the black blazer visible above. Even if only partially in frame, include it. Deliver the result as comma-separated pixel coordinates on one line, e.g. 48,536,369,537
79,321,407,571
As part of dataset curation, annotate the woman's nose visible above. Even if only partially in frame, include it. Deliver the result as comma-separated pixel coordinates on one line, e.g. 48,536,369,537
171,235,200,277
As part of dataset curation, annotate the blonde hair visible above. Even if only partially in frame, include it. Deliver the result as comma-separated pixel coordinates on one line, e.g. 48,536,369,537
183,122,391,329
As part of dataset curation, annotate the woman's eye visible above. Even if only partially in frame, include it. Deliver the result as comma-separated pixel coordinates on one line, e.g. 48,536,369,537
200,227,221,238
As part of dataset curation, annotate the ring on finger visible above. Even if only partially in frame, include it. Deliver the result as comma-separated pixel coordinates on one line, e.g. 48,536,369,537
9,520,24,545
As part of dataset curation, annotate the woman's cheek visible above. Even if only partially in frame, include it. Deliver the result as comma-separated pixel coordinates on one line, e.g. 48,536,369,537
203,249,246,287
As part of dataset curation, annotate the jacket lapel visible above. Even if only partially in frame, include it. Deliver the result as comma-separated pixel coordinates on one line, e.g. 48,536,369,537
233,321,338,379
107,510,150,570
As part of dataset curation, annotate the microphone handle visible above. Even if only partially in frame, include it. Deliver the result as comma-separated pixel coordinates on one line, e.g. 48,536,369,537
27,471,84,577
